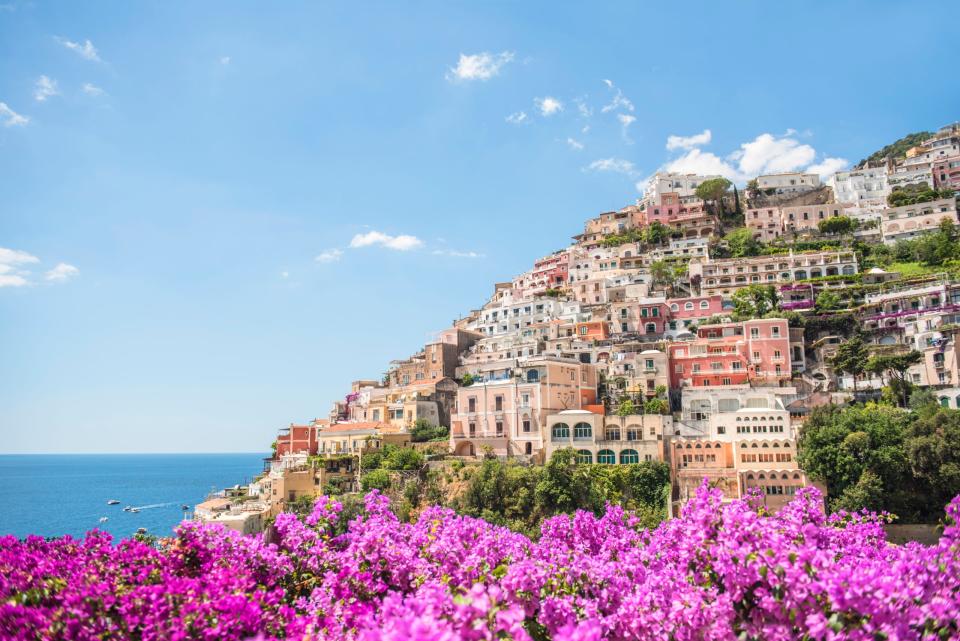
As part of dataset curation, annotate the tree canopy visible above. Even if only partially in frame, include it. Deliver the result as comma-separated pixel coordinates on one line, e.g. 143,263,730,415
731,284,778,319
724,227,763,258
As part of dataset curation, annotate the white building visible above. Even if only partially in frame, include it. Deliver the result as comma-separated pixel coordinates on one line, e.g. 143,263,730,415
677,387,796,441
832,167,890,208
641,172,720,201
756,172,820,194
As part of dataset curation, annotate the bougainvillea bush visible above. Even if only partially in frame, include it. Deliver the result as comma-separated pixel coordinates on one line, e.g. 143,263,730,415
2,484,959,640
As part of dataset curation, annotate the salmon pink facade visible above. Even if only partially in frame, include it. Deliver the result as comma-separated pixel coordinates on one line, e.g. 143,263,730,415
668,319,792,389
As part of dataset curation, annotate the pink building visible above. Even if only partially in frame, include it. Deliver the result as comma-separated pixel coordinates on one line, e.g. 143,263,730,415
667,295,724,320
782,204,845,234
610,298,670,335
513,251,571,296
933,156,960,191
745,207,784,241
667,319,792,389
450,357,599,459
641,192,716,238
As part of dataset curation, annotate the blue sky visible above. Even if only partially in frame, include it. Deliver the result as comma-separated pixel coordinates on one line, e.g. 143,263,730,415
2,2,958,453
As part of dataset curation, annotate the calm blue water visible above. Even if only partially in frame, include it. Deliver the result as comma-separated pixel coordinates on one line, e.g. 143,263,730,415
0,454,267,540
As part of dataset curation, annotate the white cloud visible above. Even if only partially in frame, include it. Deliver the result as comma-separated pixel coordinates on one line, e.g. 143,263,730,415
733,133,816,176
505,111,529,125
585,158,637,176
34,75,59,102
0,248,39,266
81,83,104,97
666,129,712,151
446,51,514,82
660,130,847,183
56,37,101,62
219,56,231,65
432,249,485,258
535,96,563,117
0,247,39,287
314,248,344,263
44,263,79,282
349,231,423,251
0,102,28,127
618,113,636,142
806,157,849,179
574,98,592,119
566,137,584,151
665,148,740,181
600,81,634,113
280,271,289,279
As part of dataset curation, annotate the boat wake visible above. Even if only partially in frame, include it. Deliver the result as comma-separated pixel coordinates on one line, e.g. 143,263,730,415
130,502,178,510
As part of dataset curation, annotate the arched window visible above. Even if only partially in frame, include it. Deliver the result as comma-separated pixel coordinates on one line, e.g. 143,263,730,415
551,423,570,440
620,449,639,464
700,300,709,309
941,397,950,408
574,422,592,440
684,302,694,310
597,449,616,464
645,322,657,334
576,449,593,464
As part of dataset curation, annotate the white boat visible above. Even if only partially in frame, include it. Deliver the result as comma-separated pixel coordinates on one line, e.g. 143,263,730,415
99,517,109,523
130,508,140,513
107,500,120,505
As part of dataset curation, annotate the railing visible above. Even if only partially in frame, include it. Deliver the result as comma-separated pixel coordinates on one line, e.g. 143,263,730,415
863,302,960,322
781,300,814,310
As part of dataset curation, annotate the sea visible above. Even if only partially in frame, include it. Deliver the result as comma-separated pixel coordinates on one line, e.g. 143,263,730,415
0,453,268,540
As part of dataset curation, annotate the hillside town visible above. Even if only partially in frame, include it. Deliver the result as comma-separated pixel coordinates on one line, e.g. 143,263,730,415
197,122,960,534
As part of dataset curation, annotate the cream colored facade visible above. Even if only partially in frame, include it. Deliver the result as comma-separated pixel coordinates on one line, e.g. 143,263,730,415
691,250,858,297
544,410,669,464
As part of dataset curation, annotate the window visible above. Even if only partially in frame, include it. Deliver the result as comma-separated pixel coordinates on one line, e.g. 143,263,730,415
574,422,592,439
605,427,621,441
626,426,640,440
772,326,781,337
646,323,657,334
645,359,654,369
597,449,616,464
551,423,570,440
468,397,476,413
750,327,759,338
525,442,532,455
700,300,709,309
620,449,639,464
576,450,593,464
685,302,694,311
469,422,476,437
495,421,504,436
495,396,503,411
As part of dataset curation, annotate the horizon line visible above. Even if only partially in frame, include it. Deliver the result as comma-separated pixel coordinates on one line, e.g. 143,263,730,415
0,451,271,456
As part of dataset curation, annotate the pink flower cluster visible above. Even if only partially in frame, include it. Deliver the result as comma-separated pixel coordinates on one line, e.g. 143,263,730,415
2,484,959,640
